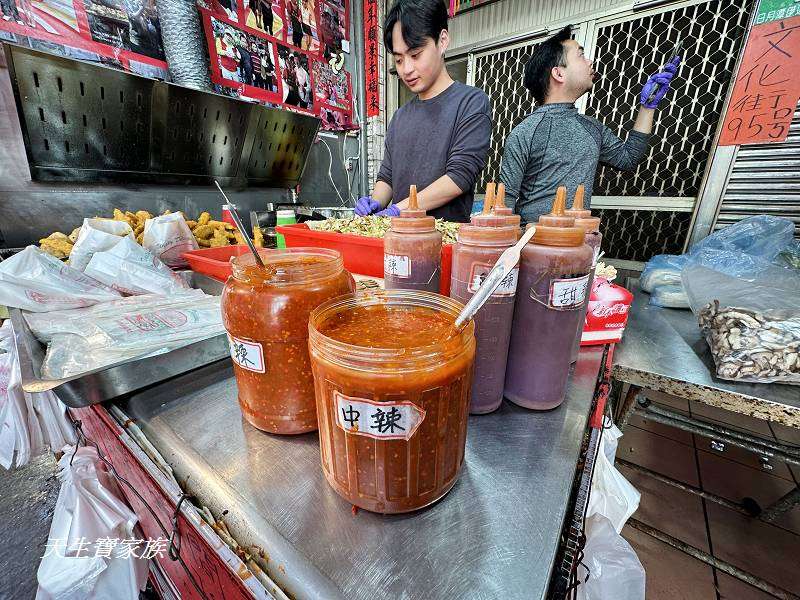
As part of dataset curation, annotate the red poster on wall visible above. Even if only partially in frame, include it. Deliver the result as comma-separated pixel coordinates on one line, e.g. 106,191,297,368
363,0,379,117
719,16,800,146
0,0,167,75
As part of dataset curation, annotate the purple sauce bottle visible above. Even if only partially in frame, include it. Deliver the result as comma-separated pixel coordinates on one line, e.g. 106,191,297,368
451,221,519,414
565,185,603,363
384,185,442,293
504,187,593,410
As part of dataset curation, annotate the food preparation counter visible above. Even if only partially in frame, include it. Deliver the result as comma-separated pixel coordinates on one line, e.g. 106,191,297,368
110,345,607,600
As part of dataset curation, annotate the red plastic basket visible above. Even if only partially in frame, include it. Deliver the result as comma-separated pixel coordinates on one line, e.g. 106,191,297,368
276,223,453,295
182,245,250,281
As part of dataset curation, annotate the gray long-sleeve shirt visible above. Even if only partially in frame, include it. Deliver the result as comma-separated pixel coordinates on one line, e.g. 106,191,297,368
499,103,651,225
377,82,492,222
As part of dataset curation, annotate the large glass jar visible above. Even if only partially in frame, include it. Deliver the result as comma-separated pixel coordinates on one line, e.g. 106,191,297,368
308,291,476,513
222,248,354,434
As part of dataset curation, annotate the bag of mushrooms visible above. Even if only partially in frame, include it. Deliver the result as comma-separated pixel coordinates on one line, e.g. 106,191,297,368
683,264,800,385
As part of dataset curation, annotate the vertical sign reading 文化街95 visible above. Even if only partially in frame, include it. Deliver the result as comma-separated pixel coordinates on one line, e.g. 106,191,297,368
719,0,800,146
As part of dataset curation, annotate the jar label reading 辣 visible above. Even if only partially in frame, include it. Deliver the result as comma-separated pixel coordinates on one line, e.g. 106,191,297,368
228,335,265,373
548,274,590,309
384,254,411,279
335,392,425,441
467,263,519,296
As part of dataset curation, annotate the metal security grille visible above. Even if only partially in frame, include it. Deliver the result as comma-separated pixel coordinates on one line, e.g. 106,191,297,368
596,208,692,261
586,0,751,198
715,104,800,236
473,40,541,190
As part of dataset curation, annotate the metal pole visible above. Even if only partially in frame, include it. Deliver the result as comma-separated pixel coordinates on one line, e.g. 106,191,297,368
352,0,370,199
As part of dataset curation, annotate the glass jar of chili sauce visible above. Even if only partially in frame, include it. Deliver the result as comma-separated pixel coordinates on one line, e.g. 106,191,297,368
222,248,355,434
308,290,476,513
383,185,443,293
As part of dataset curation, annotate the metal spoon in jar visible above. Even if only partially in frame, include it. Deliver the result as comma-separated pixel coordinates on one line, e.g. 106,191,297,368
214,180,266,269
453,225,536,330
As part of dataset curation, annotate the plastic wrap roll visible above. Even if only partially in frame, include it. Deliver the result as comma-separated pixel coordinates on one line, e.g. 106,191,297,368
156,0,212,90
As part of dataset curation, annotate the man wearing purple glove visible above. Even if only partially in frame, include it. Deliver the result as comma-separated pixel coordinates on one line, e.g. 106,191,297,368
355,0,491,222
499,25,680,225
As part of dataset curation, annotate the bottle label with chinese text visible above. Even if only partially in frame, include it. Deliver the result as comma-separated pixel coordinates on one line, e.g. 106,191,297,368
467,263,519,296
384,254,411,278
335,392,425,441
227,334,265,373
548,274,590,309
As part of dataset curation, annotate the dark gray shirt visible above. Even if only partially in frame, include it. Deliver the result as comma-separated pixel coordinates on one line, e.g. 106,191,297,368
499,103,651,225
377,82,491,222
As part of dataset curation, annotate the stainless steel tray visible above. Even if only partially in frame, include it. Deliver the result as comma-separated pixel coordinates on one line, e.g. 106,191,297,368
9,272,230,408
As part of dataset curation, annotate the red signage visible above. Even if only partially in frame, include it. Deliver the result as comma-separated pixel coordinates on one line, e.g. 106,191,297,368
719,16,800,146
363,0,379,117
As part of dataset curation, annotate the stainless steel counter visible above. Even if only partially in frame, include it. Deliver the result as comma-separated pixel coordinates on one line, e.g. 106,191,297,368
614,283,800,427
115,345,605,600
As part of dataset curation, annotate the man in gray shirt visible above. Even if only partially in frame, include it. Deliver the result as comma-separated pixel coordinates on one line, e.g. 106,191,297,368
500,26,680,225
355,0,491,222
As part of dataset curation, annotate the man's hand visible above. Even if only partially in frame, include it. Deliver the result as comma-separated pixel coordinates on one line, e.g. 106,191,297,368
355,196,380,216
640,55,681,109
375,204,401,217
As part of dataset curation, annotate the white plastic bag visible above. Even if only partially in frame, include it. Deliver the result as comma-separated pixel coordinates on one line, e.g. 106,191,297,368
586,418,641,533
0,320,76,469
24,290,224,379
0,247,122,312
36,446,149,600
84,236,189,296
69,218,134,272
576,514,646,600
142,213,198,268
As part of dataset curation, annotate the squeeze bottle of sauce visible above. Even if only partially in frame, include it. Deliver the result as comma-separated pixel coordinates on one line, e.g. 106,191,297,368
384,185,442,293
565,185,603,363
490,183,523,229
504,187,593,410
451,221,519,414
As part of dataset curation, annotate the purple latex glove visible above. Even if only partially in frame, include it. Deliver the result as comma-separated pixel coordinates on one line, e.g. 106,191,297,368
376,204,401,217
355,196,380,216
640,55,681,109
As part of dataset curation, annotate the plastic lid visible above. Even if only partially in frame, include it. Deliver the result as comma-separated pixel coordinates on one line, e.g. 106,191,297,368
530,187,586,247
574,216,601,233
457,223,518,246
492,183,513,216
277,209,296,217
392,185,436,232
564,185,592,219
471,182,507,227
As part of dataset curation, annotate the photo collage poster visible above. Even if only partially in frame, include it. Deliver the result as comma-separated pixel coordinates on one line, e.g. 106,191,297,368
0,0,167,77
201,0,354,130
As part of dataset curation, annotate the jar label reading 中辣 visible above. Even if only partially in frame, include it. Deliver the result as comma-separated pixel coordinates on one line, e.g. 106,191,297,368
384,254,411,279
335,392,425,441
228,335,265,373
548,274,590,309
467,263,519,296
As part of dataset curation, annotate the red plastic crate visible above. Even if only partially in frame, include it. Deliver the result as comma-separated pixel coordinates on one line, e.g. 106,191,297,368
182,245,250,281
277,223,453,295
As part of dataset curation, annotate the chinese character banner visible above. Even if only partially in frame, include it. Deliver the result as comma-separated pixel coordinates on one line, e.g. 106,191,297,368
719,15,800,145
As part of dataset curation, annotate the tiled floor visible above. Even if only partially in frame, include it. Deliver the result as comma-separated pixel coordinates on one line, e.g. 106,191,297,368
615,390,800,600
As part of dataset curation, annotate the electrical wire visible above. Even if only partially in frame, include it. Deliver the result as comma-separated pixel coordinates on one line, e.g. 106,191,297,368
320,137,347,207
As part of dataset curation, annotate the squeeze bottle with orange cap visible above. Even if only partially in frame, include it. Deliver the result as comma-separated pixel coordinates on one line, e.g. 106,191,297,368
451,213,519,414
565,185,603,363
491,183,522,229
470,183,504,227
383,185,443,293
504,187,593,410
564,185,602,263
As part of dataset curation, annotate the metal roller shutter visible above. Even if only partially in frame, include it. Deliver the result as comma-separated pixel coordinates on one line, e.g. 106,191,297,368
714,104,800,236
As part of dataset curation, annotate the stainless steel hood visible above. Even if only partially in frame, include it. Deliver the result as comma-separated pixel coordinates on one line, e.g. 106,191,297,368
4,44,320,187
